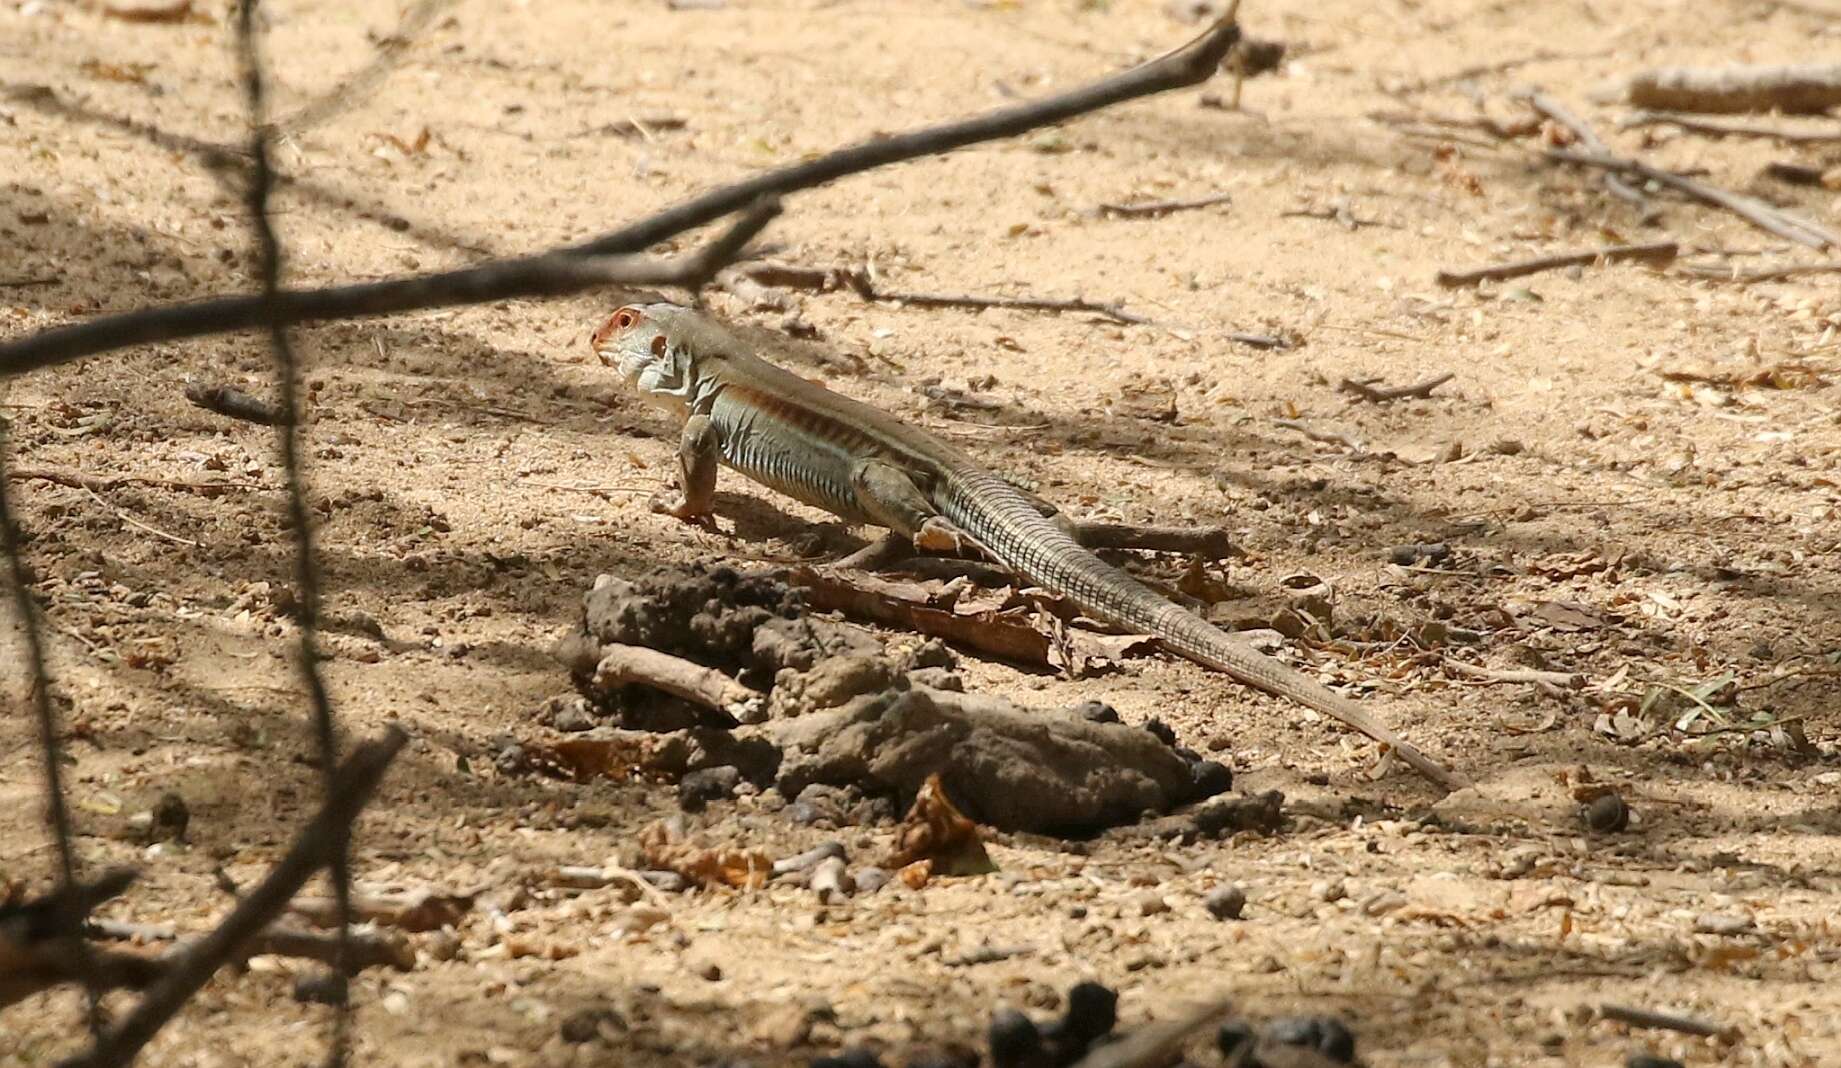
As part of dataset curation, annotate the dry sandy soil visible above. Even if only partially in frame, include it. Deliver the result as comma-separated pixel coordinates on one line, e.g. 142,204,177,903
4,0,1841,1065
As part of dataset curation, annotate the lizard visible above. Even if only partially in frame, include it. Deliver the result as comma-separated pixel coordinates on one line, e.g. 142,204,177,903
590,302,1468,792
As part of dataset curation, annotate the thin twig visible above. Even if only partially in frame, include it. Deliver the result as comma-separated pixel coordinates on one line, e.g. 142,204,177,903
852,286,1154,325
1444,659,1585,689
1598,1002,1734,1040
1678,260,1841,283
0,14,1241,378
0,276,61,289
0,419,104,1033
1067,521,1244,559
1546,146,1841,248
1338,372,1455,403
1433,241,1678,287
1522,92,1646,205
1621,110,1841,143
8,467,264,494
1096,191,1233,217
235,2,353,1059
66,728,408,1068
274,0,451,135
79,486,200,548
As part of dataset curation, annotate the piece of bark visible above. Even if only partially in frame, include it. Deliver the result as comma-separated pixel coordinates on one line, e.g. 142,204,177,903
1618,63,1841,115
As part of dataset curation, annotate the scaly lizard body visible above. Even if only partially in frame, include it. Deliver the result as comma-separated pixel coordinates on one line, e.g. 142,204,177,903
592,303,1467,791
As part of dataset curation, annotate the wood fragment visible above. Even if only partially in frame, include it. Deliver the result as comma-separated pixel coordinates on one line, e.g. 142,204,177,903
787,565,1056,670
0,276,60,289
1678,260,1841,283
1623,110,1841,143
590,642,765,719
1338,372,1455,403
1067,521,1244,559
1546,147,1841,249
1598,1002,1735,1040
1617,63,1841,115
184,382,289,425
1097,191,1233,217
1444,660,1585,690
1763,161,1829,185
87,919,413,972
1434,242,1677,287
1523,92,1646,205
287,889,474,933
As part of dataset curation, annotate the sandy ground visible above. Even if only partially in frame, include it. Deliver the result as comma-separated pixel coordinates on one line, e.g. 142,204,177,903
4,0,1841,1065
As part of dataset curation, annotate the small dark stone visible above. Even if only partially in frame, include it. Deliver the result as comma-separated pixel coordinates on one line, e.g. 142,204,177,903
1204,885,1246,920
1316,1017,1356,1063
904,1048,979,1068
1073,700,1120,724
811,1051,883,1068
552,700,596,733
988,1009,1043,1068
292,971,348,1006
1266,1016,1324,1049
679,765,743,812
1058,981,1118,1046
1625,1057,1684,1068
1188,760,1232,799
1215,1020,1256,1057
151,791,190,842
560,1007,625,1044
1143,718,1177,746
1584,792,1630,833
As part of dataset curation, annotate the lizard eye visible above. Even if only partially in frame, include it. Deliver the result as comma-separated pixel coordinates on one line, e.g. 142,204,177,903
650,334,667,358
611,307,641,331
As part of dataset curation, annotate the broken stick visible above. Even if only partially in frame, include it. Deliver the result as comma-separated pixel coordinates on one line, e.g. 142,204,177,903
591,642,765,720
1613,62,1841,115
1097,191,1233,218
1338,372,1455,403
1546,147,1841,249
1433,241,1677,287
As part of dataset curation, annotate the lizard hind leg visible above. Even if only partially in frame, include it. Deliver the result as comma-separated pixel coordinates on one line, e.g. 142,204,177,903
651,414,722,527
850,460,981,557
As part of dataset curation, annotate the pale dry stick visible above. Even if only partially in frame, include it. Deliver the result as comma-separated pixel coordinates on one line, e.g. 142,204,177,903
1434,242,1679,288
1272,418,1363,452
1546,146,1841,249
1338,372,1455,403
0,420,104,1033
79,486,200,548
1597,1002,1735,1041
64,727,408,1068
87,919,413,972
1523,92,1646,205
1622,110,1841,143
591,642,765,720
0,13,1241,377
1678,260,1841,283
1096,191,1234,217
1444,659,1585,690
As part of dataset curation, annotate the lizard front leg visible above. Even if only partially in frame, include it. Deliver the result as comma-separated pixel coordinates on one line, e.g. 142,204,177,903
651,414,721,527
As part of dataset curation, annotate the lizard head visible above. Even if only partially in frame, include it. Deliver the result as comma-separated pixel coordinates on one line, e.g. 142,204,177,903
591,302,696,404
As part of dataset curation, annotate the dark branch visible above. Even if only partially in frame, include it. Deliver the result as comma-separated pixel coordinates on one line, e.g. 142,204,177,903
0,14,1236,377
0,419,103,1032
64,728,408,1068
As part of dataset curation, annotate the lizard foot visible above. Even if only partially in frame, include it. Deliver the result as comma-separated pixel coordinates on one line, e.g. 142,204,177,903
912,516,973,556
650,491,718,530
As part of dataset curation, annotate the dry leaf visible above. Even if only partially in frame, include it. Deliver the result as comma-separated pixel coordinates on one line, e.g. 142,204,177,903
886,774,996,876
1530,599,1604,632
896,860,933,890
517,736,663,782
640,822,771,889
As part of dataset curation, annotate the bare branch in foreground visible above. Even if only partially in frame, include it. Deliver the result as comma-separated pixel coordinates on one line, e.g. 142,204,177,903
0,870,143,1010
0,419,103,1032
0,201,782,381
0,14,1239,378
1433,241,1677,287
235,0,355,1055
64,727,408,1068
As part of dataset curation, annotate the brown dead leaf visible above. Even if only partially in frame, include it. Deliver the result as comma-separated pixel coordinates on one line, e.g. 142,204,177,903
372,127,433,157
97,0,206,22
1529,599,1604,632
518,736,663,782
79,59,155,84
886,774,996,876
290,889,475,933
640,822,772,889
896,860,933,890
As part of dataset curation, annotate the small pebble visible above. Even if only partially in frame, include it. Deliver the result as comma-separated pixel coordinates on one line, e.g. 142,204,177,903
1135,892,1170,916
1204,885,1247,920
1626,1057,1684,1068
1584,792,1630,833
292,971,348,1006
678,766,742,812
